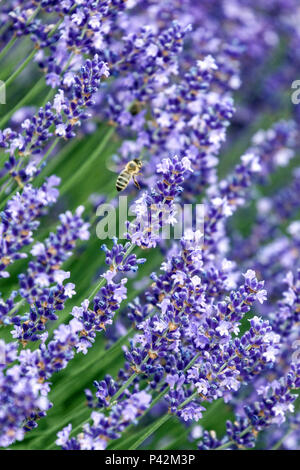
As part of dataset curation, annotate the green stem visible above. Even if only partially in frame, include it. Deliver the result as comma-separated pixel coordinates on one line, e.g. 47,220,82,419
107,351,151,406
37,124,107,186
30,319,143,446
112,353,202,450
3,7,63,90
201,398,224,421
86,244,135,303
87,278,106,302
109,372,139,405
37,137,60,171
214,426,253,450
32,324,142,447
0,177,13,202
0,19,76,128
47,324,147,448
129,414,171,450
0,184,18,211
114,397,224,451
0,137,59,208
38,138,79,180
111,387,171,450
47,364,149,449
0,35,17,63
49,303,155,404
5,49,37,89
0,76,45,128
59,127,115,196
8,299,25,317
55,370,140,446
271,429,292,450
0,3,41,58
121,419,176,451
43,407,90,450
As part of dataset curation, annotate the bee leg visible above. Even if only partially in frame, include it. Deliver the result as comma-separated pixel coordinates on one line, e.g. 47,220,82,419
133,176,140,189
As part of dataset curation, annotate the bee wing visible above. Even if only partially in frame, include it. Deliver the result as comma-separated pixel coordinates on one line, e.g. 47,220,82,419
105,154,123,174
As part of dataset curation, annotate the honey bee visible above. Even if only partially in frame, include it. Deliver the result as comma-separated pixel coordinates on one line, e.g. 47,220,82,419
116,159,142,192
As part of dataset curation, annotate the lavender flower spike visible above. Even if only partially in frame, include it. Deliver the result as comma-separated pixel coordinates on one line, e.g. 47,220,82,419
0,176,60,278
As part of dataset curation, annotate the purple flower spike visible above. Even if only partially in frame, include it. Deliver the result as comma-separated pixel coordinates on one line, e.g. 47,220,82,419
0,176,60,278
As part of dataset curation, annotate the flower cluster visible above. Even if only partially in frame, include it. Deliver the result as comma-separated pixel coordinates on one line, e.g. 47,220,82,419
0,55,108,191
121,261,275,418
7,206,89,342
197,362,300,450
57,390,152,450
0,176,60,278
0,339,50,447
126,155,193,248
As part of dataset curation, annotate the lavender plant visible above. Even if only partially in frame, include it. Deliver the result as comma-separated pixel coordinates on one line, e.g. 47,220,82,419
0,0,299,452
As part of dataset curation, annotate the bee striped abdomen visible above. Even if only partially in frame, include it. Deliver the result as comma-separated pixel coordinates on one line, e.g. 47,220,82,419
116,171,130,192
